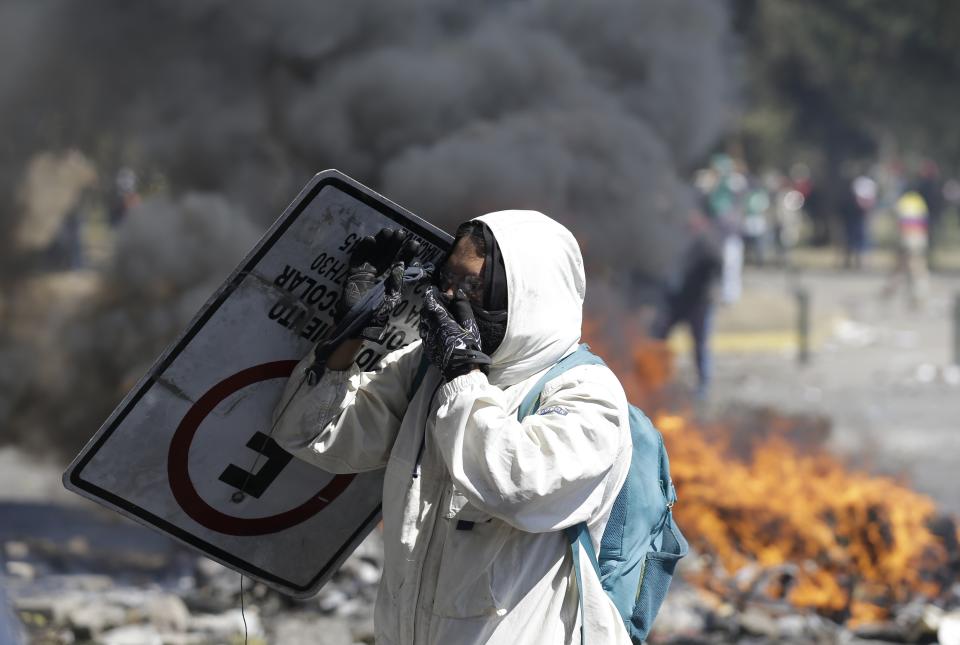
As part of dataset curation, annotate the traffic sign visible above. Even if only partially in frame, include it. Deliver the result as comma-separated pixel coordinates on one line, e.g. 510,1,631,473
63,170,451,596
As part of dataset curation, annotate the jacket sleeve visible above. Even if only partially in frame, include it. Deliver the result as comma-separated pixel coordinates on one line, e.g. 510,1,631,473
431,364,630,533
271,341,422,473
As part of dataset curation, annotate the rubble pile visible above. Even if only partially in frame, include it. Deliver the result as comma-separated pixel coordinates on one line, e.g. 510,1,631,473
2,502,382,645
5,501,960,644
652,558,960,644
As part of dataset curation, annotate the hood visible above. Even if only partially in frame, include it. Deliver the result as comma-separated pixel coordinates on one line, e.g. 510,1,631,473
473,210,585,387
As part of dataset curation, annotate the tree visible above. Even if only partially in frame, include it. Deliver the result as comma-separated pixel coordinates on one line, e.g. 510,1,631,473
732,0,960,240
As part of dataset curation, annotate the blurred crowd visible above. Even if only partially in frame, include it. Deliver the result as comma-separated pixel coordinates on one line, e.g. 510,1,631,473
27,150,960,407
647,153,960,400
693,153,960,275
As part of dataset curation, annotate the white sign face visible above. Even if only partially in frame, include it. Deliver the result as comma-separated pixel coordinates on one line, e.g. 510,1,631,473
63,170,451,597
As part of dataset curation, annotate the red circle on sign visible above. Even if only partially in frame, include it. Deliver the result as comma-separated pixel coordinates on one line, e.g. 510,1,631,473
167,361,355,536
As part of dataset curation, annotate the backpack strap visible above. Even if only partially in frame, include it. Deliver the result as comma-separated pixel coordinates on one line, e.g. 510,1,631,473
565,522,601,644
516,344,606,644
516,344,605,421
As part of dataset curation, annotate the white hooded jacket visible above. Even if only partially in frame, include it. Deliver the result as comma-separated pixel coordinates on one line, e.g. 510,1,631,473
273,210,632,644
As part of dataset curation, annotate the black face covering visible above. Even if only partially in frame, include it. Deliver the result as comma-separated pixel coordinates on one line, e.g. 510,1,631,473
475,223,508,355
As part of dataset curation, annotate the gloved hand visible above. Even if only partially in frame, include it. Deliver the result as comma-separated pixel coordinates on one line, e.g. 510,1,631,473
333,228,420,341
362,255,405,342
419,286,491,382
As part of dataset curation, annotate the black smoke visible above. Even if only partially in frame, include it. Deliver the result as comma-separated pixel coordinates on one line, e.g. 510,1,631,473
0,0,735,457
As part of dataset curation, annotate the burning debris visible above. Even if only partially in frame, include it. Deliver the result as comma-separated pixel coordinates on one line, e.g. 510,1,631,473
8,397,960,644
3,328,958,644
582,333,960,642
660,411,958,625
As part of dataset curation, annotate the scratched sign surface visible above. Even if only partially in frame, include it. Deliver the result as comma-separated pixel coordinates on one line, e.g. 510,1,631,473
63,170,451,596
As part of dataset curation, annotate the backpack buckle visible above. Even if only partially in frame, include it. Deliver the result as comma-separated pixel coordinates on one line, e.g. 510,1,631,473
666,479,678,509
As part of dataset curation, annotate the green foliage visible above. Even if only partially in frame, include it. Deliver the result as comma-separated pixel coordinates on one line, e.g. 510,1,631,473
734,0,960,173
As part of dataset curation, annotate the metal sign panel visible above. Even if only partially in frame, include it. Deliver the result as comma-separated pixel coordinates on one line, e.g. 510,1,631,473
63,170,452,597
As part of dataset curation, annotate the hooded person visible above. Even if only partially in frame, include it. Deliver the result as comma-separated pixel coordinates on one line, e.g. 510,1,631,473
273,210,633,644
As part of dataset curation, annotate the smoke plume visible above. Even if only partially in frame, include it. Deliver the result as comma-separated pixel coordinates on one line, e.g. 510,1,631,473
0,0,735,457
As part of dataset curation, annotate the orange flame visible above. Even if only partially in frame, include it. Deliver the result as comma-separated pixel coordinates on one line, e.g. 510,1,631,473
660,412,948,623
585,324,957,624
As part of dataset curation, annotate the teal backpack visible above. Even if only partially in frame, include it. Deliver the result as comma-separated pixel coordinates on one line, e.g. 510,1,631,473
516,344,688,643
407,343,687,642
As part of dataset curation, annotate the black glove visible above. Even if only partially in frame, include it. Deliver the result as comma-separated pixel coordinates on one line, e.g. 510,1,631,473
333,228,420,341
362,257,405,342
419,286,491,382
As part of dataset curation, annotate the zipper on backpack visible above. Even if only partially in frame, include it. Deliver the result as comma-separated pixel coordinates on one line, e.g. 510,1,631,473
635,557,648,601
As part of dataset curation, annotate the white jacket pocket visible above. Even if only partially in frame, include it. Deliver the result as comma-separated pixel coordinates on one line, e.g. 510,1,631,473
431,517,506,618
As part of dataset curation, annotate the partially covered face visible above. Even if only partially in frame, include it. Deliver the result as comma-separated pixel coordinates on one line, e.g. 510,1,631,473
435,236,485,307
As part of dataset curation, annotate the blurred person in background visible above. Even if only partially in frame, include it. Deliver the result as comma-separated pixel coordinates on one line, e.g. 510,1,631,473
914,159,943,268
943,177,960,230
883,190,929,307
650,209,723,400
767,171,806,267
789,162,813,200
802,181,828,247
840,174,877,270
741,181,771,266
49,187,93,270
702,154,745,304
109,167,141,229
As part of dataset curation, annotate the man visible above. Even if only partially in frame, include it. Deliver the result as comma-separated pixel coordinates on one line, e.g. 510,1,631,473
650,210,722,400
273,210,632,644
883,190,930,306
